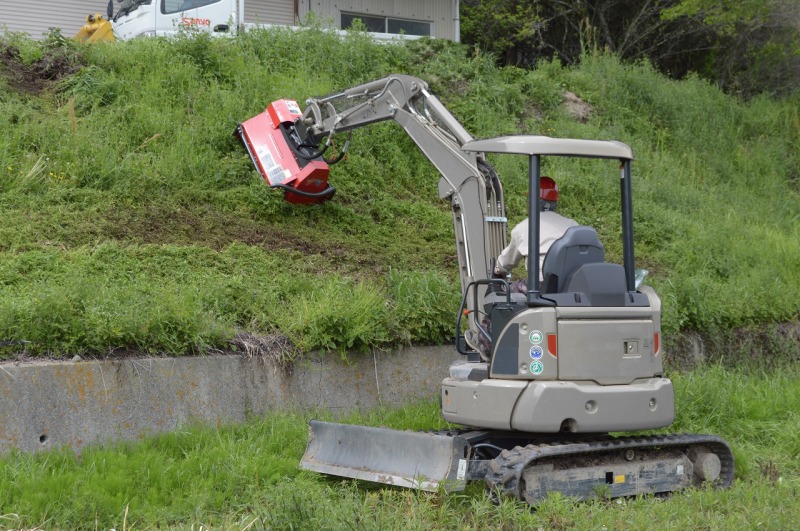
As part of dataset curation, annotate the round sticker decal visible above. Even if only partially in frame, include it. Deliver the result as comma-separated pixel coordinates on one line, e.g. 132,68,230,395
529,345,543,359
530,361,544,375
529,330,543,344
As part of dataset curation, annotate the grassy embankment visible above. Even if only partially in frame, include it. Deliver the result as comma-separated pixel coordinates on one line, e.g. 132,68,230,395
0,363,798,528
0,28,797,360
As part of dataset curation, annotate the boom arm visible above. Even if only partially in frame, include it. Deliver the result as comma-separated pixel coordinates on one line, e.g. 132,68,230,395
299,75,508,336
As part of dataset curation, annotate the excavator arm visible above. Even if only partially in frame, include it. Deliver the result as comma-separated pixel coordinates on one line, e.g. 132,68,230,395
301,75,507,303
236,74,508,348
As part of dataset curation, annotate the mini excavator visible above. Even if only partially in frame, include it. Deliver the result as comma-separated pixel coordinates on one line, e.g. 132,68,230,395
235,74,733,504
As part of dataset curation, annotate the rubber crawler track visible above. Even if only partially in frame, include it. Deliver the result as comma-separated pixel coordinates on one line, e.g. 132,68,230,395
484,433,735,501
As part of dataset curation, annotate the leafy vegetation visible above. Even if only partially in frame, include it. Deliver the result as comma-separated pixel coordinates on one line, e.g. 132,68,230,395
0,27,798,359
461,0,800,98
0,361,798,528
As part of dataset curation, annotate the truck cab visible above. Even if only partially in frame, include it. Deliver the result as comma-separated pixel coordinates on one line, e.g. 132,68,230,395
110,0,238,40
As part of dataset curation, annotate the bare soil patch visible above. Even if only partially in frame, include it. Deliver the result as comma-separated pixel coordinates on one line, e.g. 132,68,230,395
562,91,593,123
0,42,81,94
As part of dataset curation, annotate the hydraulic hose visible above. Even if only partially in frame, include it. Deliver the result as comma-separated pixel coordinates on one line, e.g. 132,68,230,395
290,138,330,161
323,139,350,165
272,183,337,199
284,123,350,165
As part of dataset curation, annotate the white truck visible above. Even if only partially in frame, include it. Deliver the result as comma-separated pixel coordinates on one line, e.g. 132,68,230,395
87,0,249,41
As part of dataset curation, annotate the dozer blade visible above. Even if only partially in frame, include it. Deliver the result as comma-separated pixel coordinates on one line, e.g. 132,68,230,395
300,420,470,492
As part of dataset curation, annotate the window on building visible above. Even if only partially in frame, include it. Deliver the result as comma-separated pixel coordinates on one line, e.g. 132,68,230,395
162,0,221,15
341,12,431,37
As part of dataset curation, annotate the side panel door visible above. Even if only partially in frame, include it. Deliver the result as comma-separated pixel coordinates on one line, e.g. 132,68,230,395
158,0,237,35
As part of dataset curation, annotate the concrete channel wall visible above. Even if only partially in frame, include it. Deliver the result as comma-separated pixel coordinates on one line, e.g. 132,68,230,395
0,346,461,453
5,324,790,454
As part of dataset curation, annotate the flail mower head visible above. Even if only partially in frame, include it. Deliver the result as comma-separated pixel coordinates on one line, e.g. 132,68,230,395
235,99,337,205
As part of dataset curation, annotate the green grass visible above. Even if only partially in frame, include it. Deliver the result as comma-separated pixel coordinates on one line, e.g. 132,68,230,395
0,28,798,358
0,362,798,529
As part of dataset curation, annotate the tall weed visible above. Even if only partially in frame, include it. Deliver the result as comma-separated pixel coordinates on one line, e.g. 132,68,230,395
386,268,460,344
280,276,389,356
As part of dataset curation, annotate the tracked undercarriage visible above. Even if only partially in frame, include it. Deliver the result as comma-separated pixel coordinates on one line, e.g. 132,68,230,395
483,433,734,502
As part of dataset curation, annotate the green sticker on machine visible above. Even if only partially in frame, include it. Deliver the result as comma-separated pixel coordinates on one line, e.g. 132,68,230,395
529,330,543,344
530,361,544,375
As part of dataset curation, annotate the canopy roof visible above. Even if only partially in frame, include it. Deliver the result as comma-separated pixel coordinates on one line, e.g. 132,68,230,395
462,135,634,160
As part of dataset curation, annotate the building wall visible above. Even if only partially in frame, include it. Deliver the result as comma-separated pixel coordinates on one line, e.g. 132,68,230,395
0,0,99,39
244,0,295,26
300,0,457,41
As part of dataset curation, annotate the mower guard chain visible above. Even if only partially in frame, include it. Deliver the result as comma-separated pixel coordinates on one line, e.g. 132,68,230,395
483,433,734,503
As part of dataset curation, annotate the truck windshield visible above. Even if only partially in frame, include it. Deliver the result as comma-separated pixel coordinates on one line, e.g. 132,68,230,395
113,0,153,22
162,0,222,15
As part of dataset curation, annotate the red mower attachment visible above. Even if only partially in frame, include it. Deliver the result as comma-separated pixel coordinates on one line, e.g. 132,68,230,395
235,99,336,205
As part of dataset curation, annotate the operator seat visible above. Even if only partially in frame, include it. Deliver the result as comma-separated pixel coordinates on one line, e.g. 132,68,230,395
541,225,605,293
541,225,629,306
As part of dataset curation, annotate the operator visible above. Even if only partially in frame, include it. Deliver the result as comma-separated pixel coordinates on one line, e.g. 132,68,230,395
470,177,576,357
493,176,577,291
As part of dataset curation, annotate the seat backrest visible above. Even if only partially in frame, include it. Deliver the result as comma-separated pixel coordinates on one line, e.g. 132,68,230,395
542,226,605,293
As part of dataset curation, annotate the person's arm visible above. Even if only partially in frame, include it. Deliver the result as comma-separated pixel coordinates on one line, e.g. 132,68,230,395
495,222,527,275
